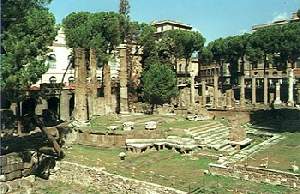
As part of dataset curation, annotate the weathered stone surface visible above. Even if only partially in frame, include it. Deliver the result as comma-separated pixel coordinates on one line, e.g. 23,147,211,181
52,161,186,194
123,122,134,131
74,48,88,122
104,64,112,114
145,121,157,130
89,48,98,116
186,114,210,121
119,45,129,114
209,163,300,189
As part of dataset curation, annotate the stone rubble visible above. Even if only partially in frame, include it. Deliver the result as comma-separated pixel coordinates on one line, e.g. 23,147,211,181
52,161,187,194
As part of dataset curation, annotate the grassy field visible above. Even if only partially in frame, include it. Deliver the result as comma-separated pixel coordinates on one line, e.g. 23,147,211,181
63,145,296,193
89,114,213,138
244,132,300,172
32,179,101,194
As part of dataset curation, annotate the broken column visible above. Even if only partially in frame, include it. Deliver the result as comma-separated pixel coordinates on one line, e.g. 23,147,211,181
288,69,295,106
103,63,112,114
226,89,232,109
74,48,88,122
89,48,98,116
119,45,129,114
251,77,256,105
264,76,268,105
201,81,206,108
240,76,245,107
274,81,282,105
213,75,218,108
190,71,196,107
60,90,70,121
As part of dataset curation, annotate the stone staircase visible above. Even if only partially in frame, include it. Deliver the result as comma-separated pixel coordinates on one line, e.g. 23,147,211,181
223,123,285,164
185,121,234,152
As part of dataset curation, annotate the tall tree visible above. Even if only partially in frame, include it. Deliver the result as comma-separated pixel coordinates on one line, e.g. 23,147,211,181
160,30,205,72
137,24,160,69
1,0,57,144
142,63,178,109
119,0,130,16
1,0,56,102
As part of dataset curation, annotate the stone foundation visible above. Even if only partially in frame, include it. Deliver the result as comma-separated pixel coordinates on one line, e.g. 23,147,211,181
77,132,126,147
209,163,300,189
52,161,186,194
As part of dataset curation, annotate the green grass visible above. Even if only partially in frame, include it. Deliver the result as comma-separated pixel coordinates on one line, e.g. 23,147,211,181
246,132,300,172
89,114,214,138
63,145,296,193
32,179,101,194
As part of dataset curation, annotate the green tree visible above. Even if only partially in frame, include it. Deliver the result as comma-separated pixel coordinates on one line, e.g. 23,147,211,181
63,11,122,62
1,0,56,137
161,30,205,70
137,24,160,68
279,22,300,68
1,0,56,98
297,9,300,18
198,47,213,65
119,0,130,16
142,63,178,108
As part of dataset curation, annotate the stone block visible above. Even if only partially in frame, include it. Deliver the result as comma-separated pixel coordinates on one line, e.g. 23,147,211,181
5,170,22,181
0,156,7,167
145,121,157,130
2,163,24,174
123,122,134,131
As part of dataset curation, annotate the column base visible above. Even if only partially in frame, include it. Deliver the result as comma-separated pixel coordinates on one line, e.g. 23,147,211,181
120,111,130,115
287,101,295,107
273,99,282,105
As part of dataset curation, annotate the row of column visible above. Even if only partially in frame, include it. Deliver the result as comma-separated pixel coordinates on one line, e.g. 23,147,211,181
197,69,295,109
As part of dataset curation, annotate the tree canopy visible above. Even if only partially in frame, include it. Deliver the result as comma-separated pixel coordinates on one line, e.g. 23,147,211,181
142,63,178,106
1,0,56,97
203,21,300,79
63,12,122,63
161,30,205,64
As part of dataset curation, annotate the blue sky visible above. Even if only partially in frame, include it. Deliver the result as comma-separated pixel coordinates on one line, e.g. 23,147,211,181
49,0,300,42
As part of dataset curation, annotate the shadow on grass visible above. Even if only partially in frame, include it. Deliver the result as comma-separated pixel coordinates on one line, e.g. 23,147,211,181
249,108,300,133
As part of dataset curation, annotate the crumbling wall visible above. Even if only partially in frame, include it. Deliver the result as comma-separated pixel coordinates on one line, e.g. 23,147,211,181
53,161,186,194
209,163,300,188
76,133,126,147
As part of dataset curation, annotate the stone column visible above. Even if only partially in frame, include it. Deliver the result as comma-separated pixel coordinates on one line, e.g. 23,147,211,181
60,90,70,121
226,89,232,109
264,76,268,105
274,81,282,105
119,45,129,114
201,81,206,108
296,86,300,105
213,75,218,108
90,48,98,116
240,76,245,107
190,71,196,107
104,63,112,114
251,77,256,105
74,48,88,122
288,69,295,106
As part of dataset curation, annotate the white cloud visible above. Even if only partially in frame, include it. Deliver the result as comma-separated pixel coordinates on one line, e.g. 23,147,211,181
271,12,288,22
